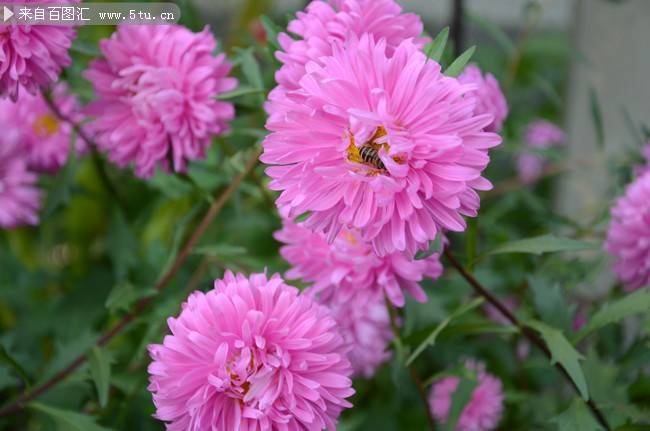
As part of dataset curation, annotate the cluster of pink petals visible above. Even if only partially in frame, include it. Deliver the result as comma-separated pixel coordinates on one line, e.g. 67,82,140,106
148,271,354,431
84,24,237,178
273,0,428,96
517,120,565,184
0,83,85,174
275,218,443,308
605,172,650,291
429,360,504,431
0,141,41,228
263,35,501,256
0,0,76,101
458,65,508,133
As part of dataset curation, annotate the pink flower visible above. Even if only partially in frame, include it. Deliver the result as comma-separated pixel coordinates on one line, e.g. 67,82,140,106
605,172,650,291
525,120,565,148
458,65,508,133
517,120,565,184
324,290,393,378
263,36,501,256
429,360,504,431
0,141,41,228
274,0,428,95
0,83,85,174
148,271,354,431
275,218,443,307
0,0,76,101
84,25,237,178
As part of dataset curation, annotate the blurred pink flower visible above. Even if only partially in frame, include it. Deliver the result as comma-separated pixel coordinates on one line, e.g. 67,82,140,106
263,36,501,256
325,290,393,378
84,25,237,178
429,360,504,431
148,271,354,431
605,172,650,291
275,218,443,308
517,120,565,184
0,141,41,228
458,65,508,133
0,83,85,174
0,0,76,101
273,0,428,96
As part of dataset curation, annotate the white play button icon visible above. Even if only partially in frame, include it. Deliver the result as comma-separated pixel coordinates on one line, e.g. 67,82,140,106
3,6,13,22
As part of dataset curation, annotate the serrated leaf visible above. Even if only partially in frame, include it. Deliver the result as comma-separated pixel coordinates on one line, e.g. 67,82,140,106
574,289,650,343
31,402,113,431
486,234,596,256
425,27,449,62
527,320,589,400
447,373,479,431
406,297,484,366
590,86,605,149
105,281,157,313
106,210,137,281
551,398,603,431
88,347,111,408
529,277,574,332
444,45,476,77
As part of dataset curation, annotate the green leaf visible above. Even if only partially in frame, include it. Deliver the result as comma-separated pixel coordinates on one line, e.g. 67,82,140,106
44,147,77,217
447,373,479,431
574,289,650,343
590,86,605,149
31,402,112,431
425,27,449,62
106,210,137,281
260,15,282,50
530,277,574,332
406,297,484,366
0,344,30,388
414,234,443,260
527,320,589,400
486,234,597,257
216,86,265,100
70,39,101,57
236,48,264,91
159,204,202,278
551,398,603,431
444,45,476,77
88,347,111,408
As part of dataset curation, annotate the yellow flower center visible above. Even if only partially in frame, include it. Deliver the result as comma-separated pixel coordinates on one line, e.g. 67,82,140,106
32,114,60,137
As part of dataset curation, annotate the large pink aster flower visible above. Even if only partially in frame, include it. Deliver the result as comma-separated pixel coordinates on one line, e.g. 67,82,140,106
148,271,354,431
605,172,650,291
429,360,504,431
0,83,85,174
263,36,501,256
516,120,565,184
0,141,41,228
84,25,237,178
275,218,443,307
458,65,508,133
274,0,428,95
0,0,76,101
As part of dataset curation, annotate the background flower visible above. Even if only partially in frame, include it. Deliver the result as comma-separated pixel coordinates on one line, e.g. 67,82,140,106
605,171,650,291
263,36,501,256
275,218,443,307
458,64,508,133
148,271,354,431
0,0,76,101
429,360,504,431
84,25,237,178
516,120,565,184
0,83,85,174
0,141,41,229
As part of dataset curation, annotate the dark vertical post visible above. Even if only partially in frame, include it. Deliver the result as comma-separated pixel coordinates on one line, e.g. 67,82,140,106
451,0,465,56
